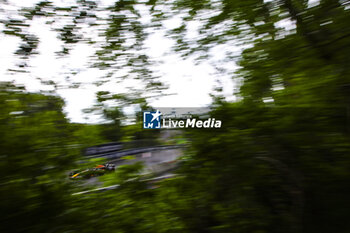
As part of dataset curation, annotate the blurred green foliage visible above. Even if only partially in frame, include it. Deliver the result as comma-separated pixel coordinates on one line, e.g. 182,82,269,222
71,123,105,147
0,82,79,232
1,0,350,233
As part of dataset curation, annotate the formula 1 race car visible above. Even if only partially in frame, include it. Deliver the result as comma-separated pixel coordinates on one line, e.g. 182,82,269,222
69,163,116,179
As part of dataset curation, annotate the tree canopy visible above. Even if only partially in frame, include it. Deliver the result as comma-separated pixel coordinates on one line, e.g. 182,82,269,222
1,0,350,233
